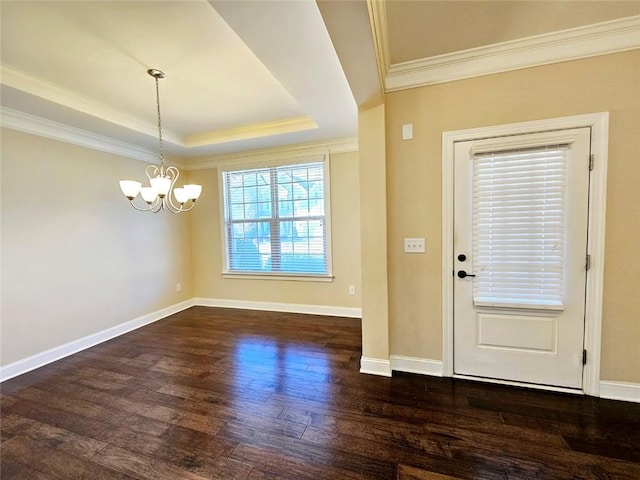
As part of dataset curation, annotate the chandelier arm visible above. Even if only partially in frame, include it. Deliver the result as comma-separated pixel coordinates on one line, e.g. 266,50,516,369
165,203,182,214
151,196,163,213
129,198,161,213
176,201,196,212
165,199,188,214
145,164,160,180
164,166,182,212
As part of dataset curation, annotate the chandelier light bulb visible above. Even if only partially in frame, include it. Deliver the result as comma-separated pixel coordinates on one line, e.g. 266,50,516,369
184,184,203,201
140,186,158,204
150,176,172,198
173,187,188,204
119,180,142,200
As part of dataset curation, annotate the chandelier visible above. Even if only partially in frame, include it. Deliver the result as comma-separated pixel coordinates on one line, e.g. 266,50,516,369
119,69,202,213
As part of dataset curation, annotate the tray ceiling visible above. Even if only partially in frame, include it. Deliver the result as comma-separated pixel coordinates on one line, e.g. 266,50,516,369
0,0,357,160
2,1,638,162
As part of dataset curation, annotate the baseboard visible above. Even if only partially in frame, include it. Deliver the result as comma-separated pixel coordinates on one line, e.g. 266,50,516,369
599,381,640,403
390,355,443,377
360,357,392,377
0,299,195,382
194,297,362,318
0,297,360,382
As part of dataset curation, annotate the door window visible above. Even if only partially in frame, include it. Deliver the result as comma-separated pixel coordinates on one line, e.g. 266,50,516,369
472,145,569,310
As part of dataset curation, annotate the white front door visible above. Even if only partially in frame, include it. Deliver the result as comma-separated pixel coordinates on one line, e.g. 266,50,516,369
453,128,591,389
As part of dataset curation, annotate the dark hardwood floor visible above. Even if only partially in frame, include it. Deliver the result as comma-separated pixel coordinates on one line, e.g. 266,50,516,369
1,306,639,479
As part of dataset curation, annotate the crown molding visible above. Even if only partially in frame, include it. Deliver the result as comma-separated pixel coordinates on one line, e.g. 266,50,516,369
184,136,358,171
185,116,318,147
1,66,319,150
385,15,640,92
1,107,161,163
366,0,389,100
0,106,352,169
0,65,184,145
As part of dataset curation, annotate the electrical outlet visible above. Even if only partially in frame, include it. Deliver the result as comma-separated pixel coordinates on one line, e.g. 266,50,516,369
348,285,356,295
404,238,425,253
176,283,182,292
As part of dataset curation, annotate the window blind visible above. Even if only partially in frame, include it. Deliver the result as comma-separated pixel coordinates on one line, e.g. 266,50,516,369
472,145,569,309
222,161,327,275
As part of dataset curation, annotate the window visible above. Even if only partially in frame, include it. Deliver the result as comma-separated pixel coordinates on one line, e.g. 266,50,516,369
472,145,569,309
220,157,331,278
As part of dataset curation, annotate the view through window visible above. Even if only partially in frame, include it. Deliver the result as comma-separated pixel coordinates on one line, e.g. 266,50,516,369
221,160,329,276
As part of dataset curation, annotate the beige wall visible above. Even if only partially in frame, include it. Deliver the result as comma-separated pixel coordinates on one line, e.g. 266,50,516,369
1,129,194,366
358,105,390,361
384,50,640,383
188,150,362,309
3,50,637,387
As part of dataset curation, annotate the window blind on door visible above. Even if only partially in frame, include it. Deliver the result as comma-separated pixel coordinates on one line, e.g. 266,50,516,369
472,145,569,310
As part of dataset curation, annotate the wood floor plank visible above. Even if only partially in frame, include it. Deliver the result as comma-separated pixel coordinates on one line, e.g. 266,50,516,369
397,465,464,480
2,306,639,480
88,443,225,480
1,414,107,458
245,469,283,480
1,435,134,480
96,423,252,480
159,424,238,458
220,421,398,479
300,424,509,480
229,443,380,480
562,434,640,463
2,399,113,438
0,458,57,480
11,385,171,437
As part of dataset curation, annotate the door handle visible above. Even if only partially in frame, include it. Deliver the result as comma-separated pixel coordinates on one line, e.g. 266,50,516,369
457,270,476,279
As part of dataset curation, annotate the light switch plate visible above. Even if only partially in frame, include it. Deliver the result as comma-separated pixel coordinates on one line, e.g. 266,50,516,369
404,238,425,253
402,124,413,140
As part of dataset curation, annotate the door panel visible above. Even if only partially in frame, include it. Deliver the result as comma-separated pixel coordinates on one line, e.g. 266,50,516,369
477,313,557,352
453,128,591,388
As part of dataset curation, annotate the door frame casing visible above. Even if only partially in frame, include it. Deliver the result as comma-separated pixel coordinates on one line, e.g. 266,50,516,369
442,112,609,396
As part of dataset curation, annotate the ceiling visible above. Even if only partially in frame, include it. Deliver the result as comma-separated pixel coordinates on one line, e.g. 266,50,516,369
0,0,357,160
2,1,638,163
386,1,640,63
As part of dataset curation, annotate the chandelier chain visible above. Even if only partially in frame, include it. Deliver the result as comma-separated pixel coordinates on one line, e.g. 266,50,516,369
154,75,164,167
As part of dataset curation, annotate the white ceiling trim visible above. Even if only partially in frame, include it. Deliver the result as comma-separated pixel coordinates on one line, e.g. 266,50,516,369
0,104,352,170
1,107,162,164
384,15,640,92
1,65,182,145
185,116,317,147
366,0,390,100
1,66,318,152
185,136,358,171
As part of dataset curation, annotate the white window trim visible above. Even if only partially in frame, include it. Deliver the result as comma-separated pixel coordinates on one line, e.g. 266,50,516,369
217,152,333,281
221,272,334,282
442,112,609,397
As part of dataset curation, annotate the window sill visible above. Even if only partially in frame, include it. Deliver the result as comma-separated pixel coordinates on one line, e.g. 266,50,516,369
222,272,334,283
